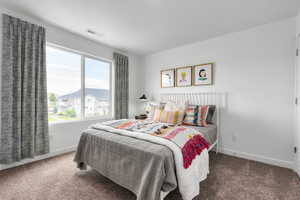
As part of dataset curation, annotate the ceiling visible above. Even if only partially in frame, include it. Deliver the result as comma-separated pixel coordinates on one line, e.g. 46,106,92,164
0,0,299,55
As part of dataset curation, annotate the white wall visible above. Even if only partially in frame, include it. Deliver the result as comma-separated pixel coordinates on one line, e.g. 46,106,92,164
296,11,300,175
141,18,296,168
0,7,142,170
297,12,300,35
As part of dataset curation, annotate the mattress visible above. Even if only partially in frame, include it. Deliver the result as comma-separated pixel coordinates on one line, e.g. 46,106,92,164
186,124,217,145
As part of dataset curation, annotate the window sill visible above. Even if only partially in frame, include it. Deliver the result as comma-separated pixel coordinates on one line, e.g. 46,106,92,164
49,116,113,126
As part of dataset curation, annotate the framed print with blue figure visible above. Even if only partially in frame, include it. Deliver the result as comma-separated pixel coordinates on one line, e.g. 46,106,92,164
161,68,175,88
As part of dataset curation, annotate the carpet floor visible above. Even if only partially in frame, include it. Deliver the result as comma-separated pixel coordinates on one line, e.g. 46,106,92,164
0,152,299,200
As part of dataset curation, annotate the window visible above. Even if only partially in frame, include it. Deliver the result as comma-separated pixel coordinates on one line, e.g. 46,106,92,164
84,57,111,118
46,45,112,123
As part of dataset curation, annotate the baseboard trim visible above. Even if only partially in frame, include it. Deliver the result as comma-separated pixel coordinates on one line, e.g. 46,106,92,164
296,167,300,177
220,148,293,169
0,146,77,171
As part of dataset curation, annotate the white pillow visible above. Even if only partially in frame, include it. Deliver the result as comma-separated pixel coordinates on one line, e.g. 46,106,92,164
146,102,165,118
164,101,188,112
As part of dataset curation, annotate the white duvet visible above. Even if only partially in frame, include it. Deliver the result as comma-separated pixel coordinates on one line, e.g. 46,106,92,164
92,122,209,200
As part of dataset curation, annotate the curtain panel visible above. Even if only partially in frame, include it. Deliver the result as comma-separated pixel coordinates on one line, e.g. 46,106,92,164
113,52,129,119
0,14,49,164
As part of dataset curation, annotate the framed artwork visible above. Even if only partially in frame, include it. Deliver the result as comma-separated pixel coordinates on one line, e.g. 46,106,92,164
176,66,192,87
161,69,175,88
193,63,213,85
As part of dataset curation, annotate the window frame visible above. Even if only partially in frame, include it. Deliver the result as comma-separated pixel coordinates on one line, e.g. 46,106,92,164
46,42,113,125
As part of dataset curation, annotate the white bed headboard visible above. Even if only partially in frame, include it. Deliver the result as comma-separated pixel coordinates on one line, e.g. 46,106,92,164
160,92,221,106
159,92,226,153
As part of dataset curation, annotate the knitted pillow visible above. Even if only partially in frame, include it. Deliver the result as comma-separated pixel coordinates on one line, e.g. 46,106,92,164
153,109,185,125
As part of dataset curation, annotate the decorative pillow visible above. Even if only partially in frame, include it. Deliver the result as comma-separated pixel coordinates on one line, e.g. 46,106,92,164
206,105,216,123
196,105,209,127
182,105,199,126
183,104,215,127
146,102,166,118
159,102,166,109
164,101,188,112
152,109,162,121
153,109,185,125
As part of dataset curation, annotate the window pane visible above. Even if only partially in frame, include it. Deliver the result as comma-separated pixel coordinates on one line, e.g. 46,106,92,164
47,46,81,122
84,57,110,118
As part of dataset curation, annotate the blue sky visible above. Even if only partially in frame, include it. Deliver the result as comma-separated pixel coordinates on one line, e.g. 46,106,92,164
47,46,110,96
85,57,110,88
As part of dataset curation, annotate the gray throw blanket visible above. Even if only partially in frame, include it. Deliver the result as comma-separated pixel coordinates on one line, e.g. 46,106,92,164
74,128,177,200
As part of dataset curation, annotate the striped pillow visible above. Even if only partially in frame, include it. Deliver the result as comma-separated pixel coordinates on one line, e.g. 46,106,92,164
182,105,199,126
196,105,209,127
152,109,162,121
183,105,213,127
152,109,185,125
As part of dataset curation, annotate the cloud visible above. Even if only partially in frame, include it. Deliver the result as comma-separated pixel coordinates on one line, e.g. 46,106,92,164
47,64,109,95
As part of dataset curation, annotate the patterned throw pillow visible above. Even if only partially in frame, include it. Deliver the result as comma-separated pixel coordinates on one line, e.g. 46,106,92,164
152,109,185,125
183,105,215,127
182,105,199,126
196,105,209,127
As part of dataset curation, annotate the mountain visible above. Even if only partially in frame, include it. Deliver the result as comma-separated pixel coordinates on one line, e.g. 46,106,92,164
58,88,109,101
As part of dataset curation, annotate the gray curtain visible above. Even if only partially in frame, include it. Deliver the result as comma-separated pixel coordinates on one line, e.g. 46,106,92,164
0,14,49,164
113,52,129,119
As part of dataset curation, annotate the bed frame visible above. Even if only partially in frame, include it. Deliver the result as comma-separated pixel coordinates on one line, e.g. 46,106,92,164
159,92,224,200
160,92,223,154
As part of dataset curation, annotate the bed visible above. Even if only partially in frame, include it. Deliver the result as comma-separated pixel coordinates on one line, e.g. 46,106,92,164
74,93,222,200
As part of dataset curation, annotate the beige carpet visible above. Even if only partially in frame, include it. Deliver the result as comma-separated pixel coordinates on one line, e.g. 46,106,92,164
0,152,299,200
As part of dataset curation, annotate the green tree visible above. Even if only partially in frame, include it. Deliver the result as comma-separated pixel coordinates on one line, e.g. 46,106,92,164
49,93,57,103
53,106,58,114
65,109,76,118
